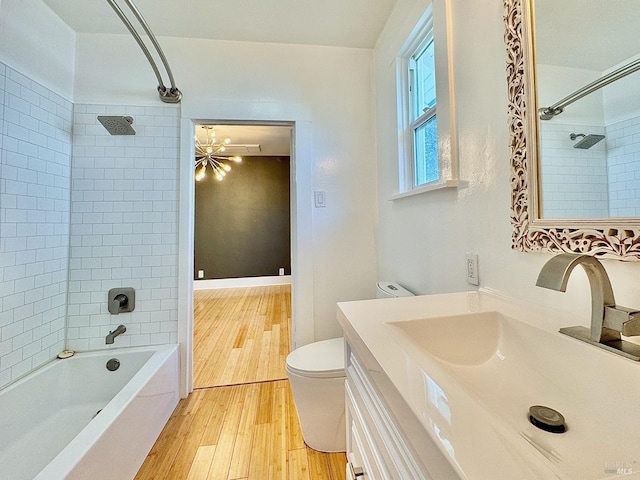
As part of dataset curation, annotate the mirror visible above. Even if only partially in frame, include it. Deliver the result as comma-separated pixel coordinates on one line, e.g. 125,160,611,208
505,0,640,260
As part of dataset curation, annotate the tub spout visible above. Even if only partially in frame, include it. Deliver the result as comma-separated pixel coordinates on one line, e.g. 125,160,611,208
106,325,127,345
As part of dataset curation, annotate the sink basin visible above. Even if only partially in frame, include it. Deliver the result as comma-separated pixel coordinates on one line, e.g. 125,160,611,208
338,291,640,479
386,311,501,365
383,306,640,479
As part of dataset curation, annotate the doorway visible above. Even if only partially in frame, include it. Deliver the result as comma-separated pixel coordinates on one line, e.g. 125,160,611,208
192,122,293,389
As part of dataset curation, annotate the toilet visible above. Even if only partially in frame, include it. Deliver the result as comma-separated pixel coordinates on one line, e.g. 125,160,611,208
286,281,414,452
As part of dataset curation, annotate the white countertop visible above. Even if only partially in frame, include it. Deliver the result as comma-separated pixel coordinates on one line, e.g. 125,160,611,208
337,289,640,480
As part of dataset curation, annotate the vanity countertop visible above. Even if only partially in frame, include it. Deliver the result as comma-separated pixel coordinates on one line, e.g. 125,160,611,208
337,288,640,480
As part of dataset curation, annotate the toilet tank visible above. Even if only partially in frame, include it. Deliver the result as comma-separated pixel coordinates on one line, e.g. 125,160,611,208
376,281,414,299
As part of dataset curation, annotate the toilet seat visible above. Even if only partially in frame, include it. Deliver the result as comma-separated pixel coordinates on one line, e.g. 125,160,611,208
285,337,345,379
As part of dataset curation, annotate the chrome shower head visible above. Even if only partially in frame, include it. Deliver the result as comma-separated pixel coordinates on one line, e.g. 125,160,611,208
97,116,136,135
569,133,605,149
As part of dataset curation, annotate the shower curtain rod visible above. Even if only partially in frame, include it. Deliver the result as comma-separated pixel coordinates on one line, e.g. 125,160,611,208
539,57,640,120
106,0,182,103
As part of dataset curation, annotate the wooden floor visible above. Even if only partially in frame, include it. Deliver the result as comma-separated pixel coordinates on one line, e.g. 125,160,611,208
135,285,346,479
193,286,291,389
134,380,346,480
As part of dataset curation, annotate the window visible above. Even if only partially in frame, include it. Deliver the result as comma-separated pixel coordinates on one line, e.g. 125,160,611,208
395,2,457,198
410,38,438,185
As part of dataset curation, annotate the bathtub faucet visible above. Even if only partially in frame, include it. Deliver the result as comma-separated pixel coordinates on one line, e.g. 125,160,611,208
108,287,135,315
110,294,128,313
106,325,127,345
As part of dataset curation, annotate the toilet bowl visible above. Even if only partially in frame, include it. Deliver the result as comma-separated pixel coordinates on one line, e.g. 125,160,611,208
286,282,414,453
286,337,346,452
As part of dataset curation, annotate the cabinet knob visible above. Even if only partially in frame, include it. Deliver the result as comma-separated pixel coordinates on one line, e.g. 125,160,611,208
348,462,365,478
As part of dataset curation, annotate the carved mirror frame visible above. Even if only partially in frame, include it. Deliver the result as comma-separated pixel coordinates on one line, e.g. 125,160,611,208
504,0,640,260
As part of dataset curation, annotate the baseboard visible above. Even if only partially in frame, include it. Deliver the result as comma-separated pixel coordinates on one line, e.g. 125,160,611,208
194,276,292,290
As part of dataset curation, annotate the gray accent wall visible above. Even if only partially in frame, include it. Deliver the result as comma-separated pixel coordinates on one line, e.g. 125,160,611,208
194,156,291,280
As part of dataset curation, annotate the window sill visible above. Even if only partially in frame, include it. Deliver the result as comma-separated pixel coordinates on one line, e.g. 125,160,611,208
389,179,458,200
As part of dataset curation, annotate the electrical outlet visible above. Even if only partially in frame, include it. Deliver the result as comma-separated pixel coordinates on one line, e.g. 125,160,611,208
279,268,285,276
465,254,479,286
197,270,204,279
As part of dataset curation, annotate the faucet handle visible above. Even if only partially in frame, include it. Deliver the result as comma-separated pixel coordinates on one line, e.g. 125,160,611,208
603,306,640,337
108,288,135,315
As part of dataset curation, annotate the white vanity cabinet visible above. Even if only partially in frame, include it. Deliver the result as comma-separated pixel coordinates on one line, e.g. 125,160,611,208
345,349,422,479
343,339,460,480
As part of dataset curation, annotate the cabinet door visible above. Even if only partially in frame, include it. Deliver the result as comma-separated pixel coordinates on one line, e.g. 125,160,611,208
346,380,386,479
346,349,432,479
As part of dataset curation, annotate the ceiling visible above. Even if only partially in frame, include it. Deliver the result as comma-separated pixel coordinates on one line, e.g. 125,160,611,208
195,124,292,157
41,1,386,155
535,0,640,72
41,0,398,49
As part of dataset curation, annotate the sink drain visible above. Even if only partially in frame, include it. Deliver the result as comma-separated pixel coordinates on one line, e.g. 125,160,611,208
529,405,566,434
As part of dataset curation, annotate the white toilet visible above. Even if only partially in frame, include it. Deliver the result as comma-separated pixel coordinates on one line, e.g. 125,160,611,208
286,282,414,452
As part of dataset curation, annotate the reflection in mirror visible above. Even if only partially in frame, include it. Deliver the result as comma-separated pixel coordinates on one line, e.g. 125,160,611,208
534,0,640,219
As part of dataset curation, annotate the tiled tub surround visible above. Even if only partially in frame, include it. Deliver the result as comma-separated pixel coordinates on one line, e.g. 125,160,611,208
606,117,640,217
1,63,181,388
538,121,609,219
67,104,180,351
0,63,72,389
539,117,640,219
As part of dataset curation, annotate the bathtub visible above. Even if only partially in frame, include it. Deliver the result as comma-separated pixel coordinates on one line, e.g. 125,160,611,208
0,344,179,480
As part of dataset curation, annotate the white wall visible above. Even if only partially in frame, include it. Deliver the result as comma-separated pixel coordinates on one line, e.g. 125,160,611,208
73,34,378,344
0,0,75,101
537,64,603,126
0,0,75,388
603,54,640,126
374,0,640,326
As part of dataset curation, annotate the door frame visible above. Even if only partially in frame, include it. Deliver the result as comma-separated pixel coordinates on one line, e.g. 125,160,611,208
177,117,314,397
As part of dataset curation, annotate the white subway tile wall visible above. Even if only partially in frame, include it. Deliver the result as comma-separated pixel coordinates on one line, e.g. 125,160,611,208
66,104,180,351
0,63,72,388
539,119,640,219
539,122,609,219
606,118,640,217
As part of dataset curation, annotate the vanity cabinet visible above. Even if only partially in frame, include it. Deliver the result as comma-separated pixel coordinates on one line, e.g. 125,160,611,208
345,349,423,479
344,339,459,480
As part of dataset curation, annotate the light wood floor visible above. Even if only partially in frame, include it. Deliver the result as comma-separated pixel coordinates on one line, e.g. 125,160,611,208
135,285,347,479
193,286,291,389
134,380,346,480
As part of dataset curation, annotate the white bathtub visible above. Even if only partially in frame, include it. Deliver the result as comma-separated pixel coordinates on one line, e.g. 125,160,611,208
0,344,179,480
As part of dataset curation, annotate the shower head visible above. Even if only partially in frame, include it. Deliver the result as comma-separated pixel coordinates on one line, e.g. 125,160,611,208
569,133,605,149
97,116,136,135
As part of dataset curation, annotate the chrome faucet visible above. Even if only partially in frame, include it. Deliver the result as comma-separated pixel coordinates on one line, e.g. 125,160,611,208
105,325,127,345
536,253,640,360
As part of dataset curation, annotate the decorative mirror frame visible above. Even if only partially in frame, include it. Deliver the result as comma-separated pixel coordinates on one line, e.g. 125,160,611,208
504,0,640,260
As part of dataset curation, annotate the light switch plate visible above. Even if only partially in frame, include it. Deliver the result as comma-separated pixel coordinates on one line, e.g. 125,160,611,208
314,190,326,208
465,254,479,286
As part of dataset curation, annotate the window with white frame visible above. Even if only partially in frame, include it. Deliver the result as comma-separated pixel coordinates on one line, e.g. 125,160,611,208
395,2,457,197
410,36,438,186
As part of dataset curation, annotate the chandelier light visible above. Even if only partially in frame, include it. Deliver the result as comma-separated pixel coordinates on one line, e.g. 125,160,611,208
194,126,242,181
